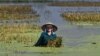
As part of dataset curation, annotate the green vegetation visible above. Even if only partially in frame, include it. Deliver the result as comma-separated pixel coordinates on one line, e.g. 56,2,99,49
0,2,99,56
0,13,39,20
0,5,39,20
0,5,33,14
61,13,100,24
0,24,41,44
0,35,100,56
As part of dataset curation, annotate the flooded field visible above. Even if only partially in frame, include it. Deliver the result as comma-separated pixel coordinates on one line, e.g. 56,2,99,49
0,3,100,56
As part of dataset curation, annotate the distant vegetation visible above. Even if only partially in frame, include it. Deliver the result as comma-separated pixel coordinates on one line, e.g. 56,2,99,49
48,2,100,6
0,0,53,3
0,0,99,3
0,5,34,14
61,13,100,24
0,5,39,20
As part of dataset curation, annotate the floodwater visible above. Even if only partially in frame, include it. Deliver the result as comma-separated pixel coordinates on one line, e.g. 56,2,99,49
0,3,100,46
0,3,100,56
31,3,100,47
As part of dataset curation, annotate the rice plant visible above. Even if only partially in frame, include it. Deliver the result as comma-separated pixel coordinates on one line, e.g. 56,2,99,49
0,5,39,20
61,12,100,24
0,23,41,44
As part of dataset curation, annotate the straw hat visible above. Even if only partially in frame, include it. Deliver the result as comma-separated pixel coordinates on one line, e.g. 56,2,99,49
41,22,58,32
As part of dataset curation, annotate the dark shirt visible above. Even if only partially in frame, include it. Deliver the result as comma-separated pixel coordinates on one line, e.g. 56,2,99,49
34,32,57,47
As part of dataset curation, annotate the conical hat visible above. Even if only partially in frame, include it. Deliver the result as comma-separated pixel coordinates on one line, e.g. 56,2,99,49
41,22,58,32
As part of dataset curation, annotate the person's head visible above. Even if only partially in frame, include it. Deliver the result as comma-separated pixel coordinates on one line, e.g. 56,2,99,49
41,22,58,32
46,24,53,32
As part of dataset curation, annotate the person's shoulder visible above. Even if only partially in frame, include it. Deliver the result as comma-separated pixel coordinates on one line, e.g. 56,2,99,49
41,32,46,35
52,32,57,35
52,32,56,34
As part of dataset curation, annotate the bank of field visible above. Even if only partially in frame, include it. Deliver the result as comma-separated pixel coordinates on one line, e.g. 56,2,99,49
0,5,39,20
61,13,100,24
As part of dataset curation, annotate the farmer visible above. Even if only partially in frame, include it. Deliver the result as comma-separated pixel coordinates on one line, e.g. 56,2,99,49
34,22,58,47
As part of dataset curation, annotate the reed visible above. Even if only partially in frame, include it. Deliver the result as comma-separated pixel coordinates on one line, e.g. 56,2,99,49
0,24,41,44
61,13,100,24
0,5,34,14
0,5,39,20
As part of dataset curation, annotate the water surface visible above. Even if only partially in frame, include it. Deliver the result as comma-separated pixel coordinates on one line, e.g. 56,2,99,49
31,3,100,47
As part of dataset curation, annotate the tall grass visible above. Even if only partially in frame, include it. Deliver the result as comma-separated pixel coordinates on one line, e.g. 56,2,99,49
0,5,39,20
0,5,33,14
0,23,41,44
61,13,100,24
0,13,39,20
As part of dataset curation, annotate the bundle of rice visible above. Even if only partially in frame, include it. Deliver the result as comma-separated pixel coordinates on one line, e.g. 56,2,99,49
47,36,62,47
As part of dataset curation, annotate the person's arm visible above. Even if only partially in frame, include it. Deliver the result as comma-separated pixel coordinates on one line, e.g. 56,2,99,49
34,32,44,46
54,34,57,38
53,32,57,38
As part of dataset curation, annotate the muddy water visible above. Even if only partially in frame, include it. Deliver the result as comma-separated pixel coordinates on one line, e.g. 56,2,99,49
32,3,100,47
